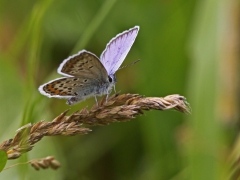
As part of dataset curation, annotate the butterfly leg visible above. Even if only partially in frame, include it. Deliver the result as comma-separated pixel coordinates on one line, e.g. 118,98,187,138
113,85,116,93
105,93,109,103
94,95,99,107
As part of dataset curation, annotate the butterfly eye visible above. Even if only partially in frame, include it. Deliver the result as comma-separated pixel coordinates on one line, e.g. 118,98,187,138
108,76,113,82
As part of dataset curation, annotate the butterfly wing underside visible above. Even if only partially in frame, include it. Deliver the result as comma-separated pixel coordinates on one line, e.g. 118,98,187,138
100,26,139,75
58,50,108,79
39,51,109,100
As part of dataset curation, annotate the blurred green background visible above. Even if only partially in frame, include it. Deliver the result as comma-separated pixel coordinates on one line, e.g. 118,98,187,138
0,0,239,179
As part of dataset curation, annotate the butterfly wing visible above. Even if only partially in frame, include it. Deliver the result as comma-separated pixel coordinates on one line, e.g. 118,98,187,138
38,76,103,98
100,26,139,75
39,50,110,102
39,77,78,98
57,50,108,81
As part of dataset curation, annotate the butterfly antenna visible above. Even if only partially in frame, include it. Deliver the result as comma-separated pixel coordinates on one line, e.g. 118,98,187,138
118,59,140,71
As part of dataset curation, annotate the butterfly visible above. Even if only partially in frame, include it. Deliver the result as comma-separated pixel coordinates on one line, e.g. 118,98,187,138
38,26,139,105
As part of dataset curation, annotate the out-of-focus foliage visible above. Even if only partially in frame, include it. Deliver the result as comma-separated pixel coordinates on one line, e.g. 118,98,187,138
0,150,7,172
0,0,239,179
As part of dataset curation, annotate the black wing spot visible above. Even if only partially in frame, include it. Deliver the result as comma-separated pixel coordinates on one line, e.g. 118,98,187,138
89,66,93,69
68,88,72,90
78,68,83,71
74,92,78,95
73,78,78,81
83,79,88,82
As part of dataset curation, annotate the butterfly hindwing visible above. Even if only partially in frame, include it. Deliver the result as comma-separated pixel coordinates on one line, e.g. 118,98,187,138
38,76,101,99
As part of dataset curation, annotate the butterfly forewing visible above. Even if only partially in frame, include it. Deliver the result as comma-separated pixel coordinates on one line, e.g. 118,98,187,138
100,26,139,75
58,50,108,81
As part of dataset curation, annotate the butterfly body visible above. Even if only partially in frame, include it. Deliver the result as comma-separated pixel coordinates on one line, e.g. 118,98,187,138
39,26,139,105
68,75,116,105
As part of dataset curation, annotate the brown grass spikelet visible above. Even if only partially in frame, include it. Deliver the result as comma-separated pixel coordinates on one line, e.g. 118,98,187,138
30,156,61,170
0,93,190,160
3,156,61,171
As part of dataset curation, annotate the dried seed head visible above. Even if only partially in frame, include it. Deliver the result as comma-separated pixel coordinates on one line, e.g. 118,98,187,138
0,93,190,160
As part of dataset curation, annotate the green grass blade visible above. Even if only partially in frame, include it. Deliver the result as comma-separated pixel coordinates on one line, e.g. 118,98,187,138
0,150,7,172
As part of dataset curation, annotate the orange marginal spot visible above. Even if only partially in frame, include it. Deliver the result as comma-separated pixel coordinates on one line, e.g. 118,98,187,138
45,84,57,93
49,86,55,92
55,90,60,94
